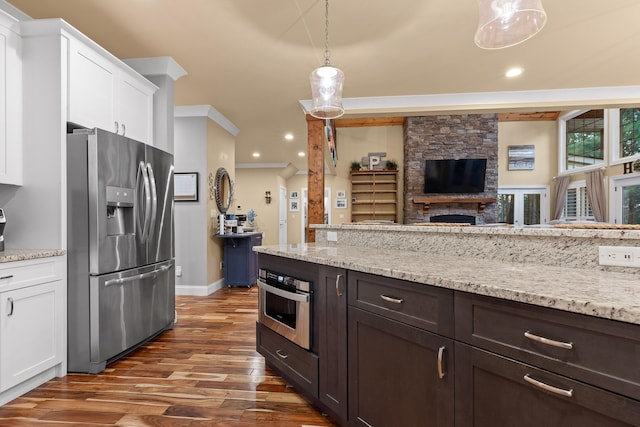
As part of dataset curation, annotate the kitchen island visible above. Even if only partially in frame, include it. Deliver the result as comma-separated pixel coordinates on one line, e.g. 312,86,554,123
255,224,640,426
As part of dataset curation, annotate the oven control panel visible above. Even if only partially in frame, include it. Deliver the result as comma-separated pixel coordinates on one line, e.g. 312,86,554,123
259,268,311,292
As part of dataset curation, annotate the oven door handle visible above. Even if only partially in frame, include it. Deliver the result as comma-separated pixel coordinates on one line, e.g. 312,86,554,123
257,279,310,303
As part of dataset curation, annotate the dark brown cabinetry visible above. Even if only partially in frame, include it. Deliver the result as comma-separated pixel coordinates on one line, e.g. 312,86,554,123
455,343,640,426
347,271,454,427
455,292,640,426
317,266,348,423
257,254,640,426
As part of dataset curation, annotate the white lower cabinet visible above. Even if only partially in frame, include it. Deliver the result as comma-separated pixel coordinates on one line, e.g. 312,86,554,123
0,256,66,406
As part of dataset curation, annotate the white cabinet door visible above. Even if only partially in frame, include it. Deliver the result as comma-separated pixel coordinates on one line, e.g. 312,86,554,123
0,18,22,185
68,38,155,144
0,281,62,392
68,39,117,134
116,73,154,144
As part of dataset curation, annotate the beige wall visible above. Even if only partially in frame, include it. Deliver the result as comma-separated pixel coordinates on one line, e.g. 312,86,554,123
334,126,405,223
235,168,286,246
206,119,235,285
498,120,557,187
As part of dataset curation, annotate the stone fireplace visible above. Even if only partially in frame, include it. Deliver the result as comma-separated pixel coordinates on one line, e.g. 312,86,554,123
403,114,498,224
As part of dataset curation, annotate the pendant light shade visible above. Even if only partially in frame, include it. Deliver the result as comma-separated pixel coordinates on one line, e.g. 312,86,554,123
309,0,344,119
475,0,547,49
309,65,345,119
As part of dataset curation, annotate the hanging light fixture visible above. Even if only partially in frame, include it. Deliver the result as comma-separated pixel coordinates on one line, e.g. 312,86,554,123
474,0,547,49
309,0,344,119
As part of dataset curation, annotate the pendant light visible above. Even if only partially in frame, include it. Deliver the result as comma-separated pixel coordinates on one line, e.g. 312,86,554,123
474,0,547,49
309,0,344,119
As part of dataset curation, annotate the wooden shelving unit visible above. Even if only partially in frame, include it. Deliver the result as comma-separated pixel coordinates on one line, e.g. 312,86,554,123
350,170,398,223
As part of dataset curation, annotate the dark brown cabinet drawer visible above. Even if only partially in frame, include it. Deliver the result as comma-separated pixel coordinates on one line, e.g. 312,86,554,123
455,342,640,427
348,271,454,337
256,322,318,398
455,292,640,400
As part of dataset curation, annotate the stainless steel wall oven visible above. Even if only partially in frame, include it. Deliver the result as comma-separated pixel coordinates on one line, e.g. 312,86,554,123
257,268,312,350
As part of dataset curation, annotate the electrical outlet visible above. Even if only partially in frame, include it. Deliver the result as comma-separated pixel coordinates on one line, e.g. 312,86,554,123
598,246,640,267
327,231,338,242
176,266,182,277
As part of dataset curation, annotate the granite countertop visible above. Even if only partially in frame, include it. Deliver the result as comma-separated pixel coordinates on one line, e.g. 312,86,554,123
0,249,65,263
255,243,640,326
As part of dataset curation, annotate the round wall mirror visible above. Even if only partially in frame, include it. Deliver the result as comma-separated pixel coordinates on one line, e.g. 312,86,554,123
214,167,234,214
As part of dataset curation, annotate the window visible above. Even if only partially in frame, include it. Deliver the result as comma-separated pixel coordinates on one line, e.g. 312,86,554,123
562,181,594,221
610,174,640,224
610,107,640,163
560,110,605,172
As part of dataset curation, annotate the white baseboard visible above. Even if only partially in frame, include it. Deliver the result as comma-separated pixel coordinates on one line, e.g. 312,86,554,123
176,278,225,296
0,364,60,407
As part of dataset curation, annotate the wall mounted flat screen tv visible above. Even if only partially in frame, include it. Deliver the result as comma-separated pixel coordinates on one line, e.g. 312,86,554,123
424,158,487,193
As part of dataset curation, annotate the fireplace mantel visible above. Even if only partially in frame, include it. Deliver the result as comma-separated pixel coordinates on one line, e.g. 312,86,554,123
413,197,497,213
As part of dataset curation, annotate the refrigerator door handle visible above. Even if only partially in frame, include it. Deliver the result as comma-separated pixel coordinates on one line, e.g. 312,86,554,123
146,163,158,243
136,161,152,243
104,264,171,287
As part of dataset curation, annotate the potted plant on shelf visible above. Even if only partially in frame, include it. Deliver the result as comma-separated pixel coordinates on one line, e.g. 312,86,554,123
350,161,361,172
385,159,398,170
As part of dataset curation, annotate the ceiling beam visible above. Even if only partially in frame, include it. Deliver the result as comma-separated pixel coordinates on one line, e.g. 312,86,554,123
498,112,560,122
333,117,404,128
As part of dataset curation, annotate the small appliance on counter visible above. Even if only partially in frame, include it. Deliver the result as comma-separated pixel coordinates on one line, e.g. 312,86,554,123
0,208,5,251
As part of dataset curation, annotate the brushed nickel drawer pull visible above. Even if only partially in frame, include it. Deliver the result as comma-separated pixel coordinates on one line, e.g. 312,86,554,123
380,294,403,304
336,274,343,297
0,275,14,280
7,297,13,316
437,346,446,379
524,331,573,350
524,374,573,398
275,349,289,359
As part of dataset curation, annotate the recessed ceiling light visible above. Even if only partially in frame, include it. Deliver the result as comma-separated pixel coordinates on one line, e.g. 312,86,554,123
506,67,523,78
284,133,294,141
252,152,260,158
298,151,306,157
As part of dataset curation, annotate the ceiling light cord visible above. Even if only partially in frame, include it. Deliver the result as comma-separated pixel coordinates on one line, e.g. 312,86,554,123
323,0,331,66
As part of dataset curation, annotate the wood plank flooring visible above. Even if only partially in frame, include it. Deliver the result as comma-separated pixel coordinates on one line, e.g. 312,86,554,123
0,287,337,426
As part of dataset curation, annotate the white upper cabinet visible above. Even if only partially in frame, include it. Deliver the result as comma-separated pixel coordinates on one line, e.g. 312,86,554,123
0,13,22,185
68,38,155,144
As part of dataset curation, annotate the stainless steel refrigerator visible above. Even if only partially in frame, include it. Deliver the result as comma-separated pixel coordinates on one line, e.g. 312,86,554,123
67,128,175,373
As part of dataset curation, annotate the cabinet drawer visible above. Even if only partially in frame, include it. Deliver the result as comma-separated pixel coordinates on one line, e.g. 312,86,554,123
256,322,318,398
455,343,640,427
455,292,640,400
348,271,453,336
0,258,62,293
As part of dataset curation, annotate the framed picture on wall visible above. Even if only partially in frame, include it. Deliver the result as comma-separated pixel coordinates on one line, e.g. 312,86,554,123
289,199,300,212
290,191,299,199
335,198,347,209
508,145,535,170
174,172,199,202
336,190,346,198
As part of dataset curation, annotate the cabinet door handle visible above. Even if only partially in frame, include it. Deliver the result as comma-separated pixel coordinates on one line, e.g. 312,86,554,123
335,274,343,297
437,346,446,379
380,294,403,304
523,374,573,398
0,274,14,280
114,121,119,134
524,331,573,350
275,349,288,359
7,297,13,316
121,123,126,136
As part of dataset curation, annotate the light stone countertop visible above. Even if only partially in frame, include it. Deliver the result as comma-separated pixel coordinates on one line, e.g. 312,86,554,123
255,243,640,326
0,249,65,263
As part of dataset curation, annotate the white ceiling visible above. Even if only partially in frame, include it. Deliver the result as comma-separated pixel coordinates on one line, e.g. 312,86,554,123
6,0,640,170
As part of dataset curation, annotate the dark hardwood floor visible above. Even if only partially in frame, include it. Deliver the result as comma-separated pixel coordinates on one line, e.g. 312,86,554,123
0,287,337,426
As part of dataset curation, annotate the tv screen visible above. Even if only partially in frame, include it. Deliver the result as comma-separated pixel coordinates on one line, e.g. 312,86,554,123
424,158,487,193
